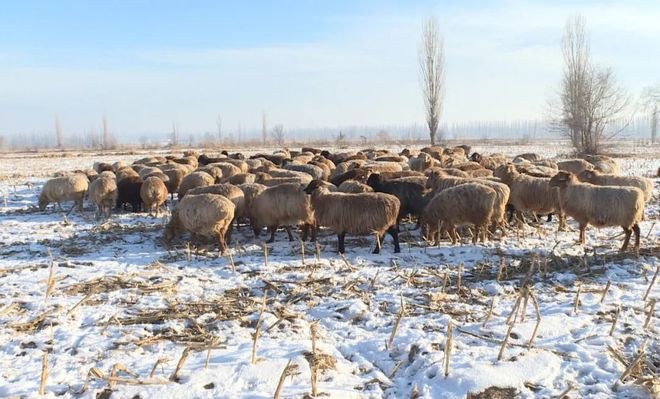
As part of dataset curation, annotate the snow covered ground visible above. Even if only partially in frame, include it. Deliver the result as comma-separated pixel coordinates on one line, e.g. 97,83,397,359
0,143,658,398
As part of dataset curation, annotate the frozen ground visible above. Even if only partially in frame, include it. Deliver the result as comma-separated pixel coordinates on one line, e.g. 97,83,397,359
0,143,658,399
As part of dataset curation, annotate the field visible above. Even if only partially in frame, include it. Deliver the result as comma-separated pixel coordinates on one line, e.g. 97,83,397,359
0,142,658,399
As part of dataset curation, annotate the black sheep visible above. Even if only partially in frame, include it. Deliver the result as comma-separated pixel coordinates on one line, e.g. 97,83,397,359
116,175,143,212
366,173,429,228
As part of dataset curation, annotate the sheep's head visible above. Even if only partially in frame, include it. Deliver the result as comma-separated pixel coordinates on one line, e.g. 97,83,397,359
549,171,575,188
366,173,383,188
37,192,48,210
469,152,482,163
304,179,325,194
576,169,596,182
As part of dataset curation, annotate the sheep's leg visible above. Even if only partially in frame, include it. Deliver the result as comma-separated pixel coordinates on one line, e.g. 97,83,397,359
56,202,64,213
621,227,632,252
633,224,641,251
506,205,515,223
546,213,553,223
217,232,227,255
301,223,310,241
387,226,401,253
266,225,277,243
285,226,294,241
578,224,586,245
373,233,385,254
449,227,458,245
337,232,346,254
472,227,479,244
226,224,233,245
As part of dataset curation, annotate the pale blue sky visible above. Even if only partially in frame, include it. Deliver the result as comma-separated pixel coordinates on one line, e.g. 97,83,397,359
1,0,658,139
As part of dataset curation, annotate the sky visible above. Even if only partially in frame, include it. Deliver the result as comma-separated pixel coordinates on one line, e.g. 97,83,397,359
0,0,659,140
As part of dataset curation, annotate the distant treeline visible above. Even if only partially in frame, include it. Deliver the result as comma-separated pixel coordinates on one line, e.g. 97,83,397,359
0,116,656,151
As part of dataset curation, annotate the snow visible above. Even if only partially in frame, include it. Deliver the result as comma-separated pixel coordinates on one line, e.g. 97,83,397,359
0,142,658,398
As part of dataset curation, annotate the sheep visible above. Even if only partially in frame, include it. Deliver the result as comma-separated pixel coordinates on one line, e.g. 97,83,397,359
171,156,198,169
88,175,118,219
161,168,187,200
198,154,228,166
140,176,169,217
138,166,162,179
513,153,541,162
250,153,288,165
38,174,89,213
116,167,140,182
426,167,470,178
239,183,267,231
557,159,593,175
494,165,565,229
178,171,215,199
197,166,224,182
113,161,130,172
338,180,373,193
304,179,400,254
425,171,509,235
330,160,367,179
116,175,144,212
283,162,325,180
220,158,249,173
363,161,402,174
255,172,312,187
467,169,493,178
366,173,429,228
549,171,644,251
311,155,335,171
207,162,242,179
309,161,332,180
409,152,434,172
221,173,256,185
421,183,497,245
99,171,116,179
142,171,170,186
251,183,315,243
187,183,245,221
329,168,370,186
584,155,620,175
577,169,653,202
164,193,235,254
375,155,407,163
470,153,508,170
93,162,114,173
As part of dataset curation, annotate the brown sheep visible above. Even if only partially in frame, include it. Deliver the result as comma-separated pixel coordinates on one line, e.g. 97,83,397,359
39,174,89,213
140,176,169,217
550,171,644,251
88,175,118,220
178,171,215,199
164,193,235,254
251,183,315,243
421,183,497,245
304,179,400,254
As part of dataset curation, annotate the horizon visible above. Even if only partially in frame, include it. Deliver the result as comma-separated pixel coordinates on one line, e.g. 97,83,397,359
1,0,659,143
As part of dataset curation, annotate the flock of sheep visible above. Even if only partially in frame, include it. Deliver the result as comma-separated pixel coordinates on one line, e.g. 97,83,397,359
36,145,654,254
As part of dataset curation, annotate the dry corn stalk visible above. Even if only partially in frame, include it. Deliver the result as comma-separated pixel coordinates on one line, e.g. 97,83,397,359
169,347,191,381
251,291,268,365
39,351,48,395
387,295,405,351
444,321,453,376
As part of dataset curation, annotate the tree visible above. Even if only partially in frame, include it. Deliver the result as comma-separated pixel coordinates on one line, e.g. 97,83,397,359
171,121,179,147
55,116,63,149
216,115,223,143
271,124,285,146
552,15,629,154
262,111,268,146
419,16,445,146
641,84,660,144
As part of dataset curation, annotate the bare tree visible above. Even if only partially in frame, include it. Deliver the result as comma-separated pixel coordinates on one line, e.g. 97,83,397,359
55,116,63,149
552,15,629,154
216,115,223,143
419,16,445,146
641,84,660,144
171,121,179,147
271,124,285,146
262,111,268,146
